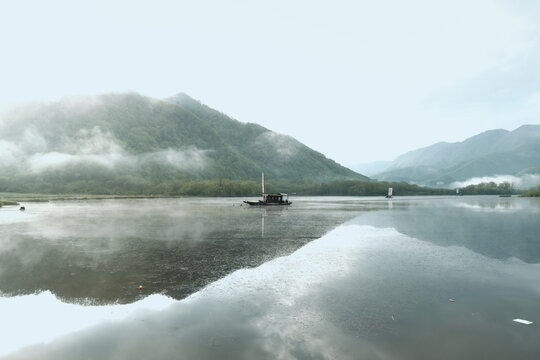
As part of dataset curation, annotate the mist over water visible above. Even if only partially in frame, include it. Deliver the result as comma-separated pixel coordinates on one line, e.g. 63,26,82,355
1,196,540,359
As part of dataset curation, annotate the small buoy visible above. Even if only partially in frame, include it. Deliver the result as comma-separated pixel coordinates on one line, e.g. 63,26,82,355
139,285,143,291
449,298,455,302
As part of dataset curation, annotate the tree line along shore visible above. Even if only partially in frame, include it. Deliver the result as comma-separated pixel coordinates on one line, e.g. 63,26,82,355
2,179,537,206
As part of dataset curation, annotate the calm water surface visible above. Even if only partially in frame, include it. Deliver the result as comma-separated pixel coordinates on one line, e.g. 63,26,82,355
1,196,539,359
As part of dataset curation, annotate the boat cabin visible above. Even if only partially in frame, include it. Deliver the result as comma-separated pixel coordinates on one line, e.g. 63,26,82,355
263,193,289,204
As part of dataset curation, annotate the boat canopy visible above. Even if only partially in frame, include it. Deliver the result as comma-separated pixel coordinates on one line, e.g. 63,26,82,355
263,193,289,203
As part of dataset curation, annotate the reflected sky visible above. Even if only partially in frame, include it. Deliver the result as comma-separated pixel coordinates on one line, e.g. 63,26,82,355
352,196,540,263
0,292,175,356
3,223,540,359
1,196,540,359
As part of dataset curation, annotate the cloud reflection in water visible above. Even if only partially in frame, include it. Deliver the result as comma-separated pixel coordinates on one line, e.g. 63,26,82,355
4,223,540,360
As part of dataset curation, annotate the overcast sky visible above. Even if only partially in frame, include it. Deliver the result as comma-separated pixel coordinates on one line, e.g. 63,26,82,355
1,0,540,165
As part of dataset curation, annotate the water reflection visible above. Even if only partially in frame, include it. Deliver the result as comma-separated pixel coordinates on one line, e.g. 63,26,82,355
352,196,540,263
3,224,540,360
0,198,360,304
0,292,175,356
2,196,540,359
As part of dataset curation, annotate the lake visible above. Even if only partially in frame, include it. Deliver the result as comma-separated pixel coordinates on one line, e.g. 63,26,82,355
1,196,539,359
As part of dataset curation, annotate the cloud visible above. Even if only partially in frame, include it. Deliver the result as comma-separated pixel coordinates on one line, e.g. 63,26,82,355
20,126,128,172
0,140,24,167
254,132,299,158
20,128,48,153
450,174,540,190
26,152,126,173
64,127,124,155
141,148,210,171
0,125,210,173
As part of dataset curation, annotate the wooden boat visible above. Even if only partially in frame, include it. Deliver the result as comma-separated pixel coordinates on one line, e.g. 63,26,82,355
243,193,292,206
243,172,292,206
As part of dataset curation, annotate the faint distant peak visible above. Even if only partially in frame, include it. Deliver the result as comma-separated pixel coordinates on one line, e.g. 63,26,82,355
512,124,540,134
514,123,540,130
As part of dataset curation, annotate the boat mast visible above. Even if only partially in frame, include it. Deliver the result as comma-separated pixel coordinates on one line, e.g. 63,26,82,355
262,172,265,194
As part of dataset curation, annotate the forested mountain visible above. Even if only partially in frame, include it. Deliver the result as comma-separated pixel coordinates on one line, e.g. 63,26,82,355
0,92,365,194
374,125,540,187
166,93,363,181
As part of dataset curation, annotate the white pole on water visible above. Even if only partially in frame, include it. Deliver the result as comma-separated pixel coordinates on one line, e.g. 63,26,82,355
262,172,265,194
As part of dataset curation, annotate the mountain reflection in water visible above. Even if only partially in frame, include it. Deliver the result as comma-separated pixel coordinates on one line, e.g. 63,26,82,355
0,198,362,304
352,196,540,263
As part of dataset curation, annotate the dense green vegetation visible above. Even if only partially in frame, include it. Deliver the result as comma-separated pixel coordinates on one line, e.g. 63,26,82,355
523,186,540,197
167,93,363,181
0,92,369,195
1,179,532,199
291,180,454,196
0,92,364,186
459,182,518,195
6,178,535,198
0,173,454,197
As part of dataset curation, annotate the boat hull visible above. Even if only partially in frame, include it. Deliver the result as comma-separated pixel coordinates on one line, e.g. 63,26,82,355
243,201,292,206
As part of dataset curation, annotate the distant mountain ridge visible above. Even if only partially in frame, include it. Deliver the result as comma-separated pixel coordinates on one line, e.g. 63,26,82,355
0,92,365,194
375,125,540,187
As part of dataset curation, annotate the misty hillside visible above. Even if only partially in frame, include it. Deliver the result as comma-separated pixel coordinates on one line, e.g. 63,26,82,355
166,93,363,181
0,92,365,194
375,125,540,187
